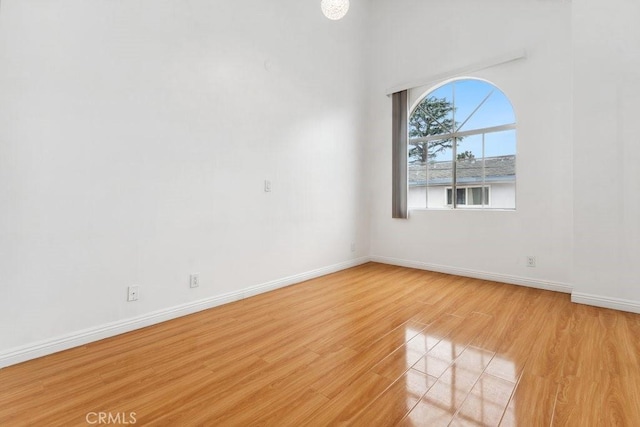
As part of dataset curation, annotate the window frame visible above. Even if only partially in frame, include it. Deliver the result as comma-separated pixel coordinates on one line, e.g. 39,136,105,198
408,77,516,211
446,186,491,207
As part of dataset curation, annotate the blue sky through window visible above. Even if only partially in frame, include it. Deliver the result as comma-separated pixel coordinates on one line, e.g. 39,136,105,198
412,79,516,161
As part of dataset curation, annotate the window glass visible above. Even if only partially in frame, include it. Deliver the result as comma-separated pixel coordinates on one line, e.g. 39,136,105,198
469,187,484,205
408,78,516,210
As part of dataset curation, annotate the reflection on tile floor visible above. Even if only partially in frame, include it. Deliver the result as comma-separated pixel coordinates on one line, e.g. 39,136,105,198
396,326,517,426
354,317,521,426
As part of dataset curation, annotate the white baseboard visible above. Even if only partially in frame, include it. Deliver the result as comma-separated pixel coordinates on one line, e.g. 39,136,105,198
370,255,573,294
571,292,640,314
14,255,638,369
0,257,370,369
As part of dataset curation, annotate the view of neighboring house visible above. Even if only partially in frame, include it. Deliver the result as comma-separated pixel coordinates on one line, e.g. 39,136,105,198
408,155,516,209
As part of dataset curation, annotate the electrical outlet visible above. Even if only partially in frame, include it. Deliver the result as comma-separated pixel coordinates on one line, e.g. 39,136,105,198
350,242,356,252
264,180,271,192
526,256,536,268
128,286,139,302
190,273,200,288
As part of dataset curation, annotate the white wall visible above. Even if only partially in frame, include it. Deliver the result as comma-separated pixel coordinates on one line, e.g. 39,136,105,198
487,183,515,210
367,0,573,285
0,0,371,355
572,0,640,304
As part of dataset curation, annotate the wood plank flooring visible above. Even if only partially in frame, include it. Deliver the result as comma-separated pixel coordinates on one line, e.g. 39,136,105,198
1,262,639,426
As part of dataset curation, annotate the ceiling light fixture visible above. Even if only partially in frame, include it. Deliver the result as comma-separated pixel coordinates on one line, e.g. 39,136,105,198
321,0,350,21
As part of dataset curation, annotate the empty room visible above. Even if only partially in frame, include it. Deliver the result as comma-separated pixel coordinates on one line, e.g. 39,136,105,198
1,0,639,425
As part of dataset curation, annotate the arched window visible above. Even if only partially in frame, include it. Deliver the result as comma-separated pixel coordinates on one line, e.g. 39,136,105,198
408,78,516,209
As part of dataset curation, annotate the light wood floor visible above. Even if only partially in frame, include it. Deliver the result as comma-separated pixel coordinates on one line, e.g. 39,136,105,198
1,263,640,426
